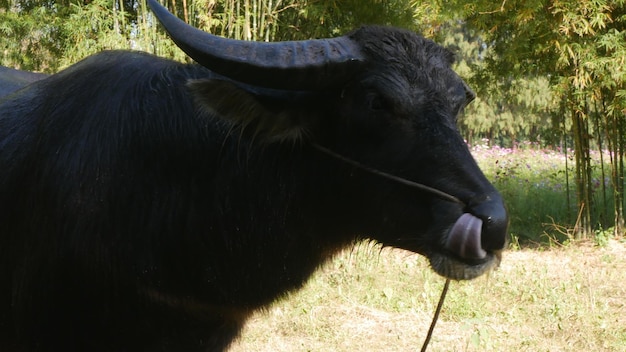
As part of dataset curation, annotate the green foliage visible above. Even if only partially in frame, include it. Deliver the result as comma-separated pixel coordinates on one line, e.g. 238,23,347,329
273,0,420,40
0,5,60,71
56,0,130,67
473,143,622,244
1,0,429,67
434,22,557,146
444,0,626,238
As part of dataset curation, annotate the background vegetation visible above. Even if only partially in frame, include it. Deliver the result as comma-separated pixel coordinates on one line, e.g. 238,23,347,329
1,0,624,242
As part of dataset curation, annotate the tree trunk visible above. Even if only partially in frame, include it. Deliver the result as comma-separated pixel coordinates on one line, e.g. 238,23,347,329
571,105,593,238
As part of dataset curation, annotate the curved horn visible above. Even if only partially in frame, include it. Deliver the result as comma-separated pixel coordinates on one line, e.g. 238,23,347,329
148,0,365,90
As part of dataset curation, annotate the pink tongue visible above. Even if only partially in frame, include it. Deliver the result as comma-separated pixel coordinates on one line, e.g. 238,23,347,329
445,213,486,260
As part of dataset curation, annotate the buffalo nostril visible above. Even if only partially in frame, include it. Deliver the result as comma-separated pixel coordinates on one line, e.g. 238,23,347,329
467,193,509,251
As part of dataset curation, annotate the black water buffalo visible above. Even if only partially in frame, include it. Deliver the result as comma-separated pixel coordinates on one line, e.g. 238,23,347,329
0,66,47,98
0,1,508,351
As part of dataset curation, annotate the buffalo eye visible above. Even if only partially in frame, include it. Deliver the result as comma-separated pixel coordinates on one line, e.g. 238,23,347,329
464,82,476,104
367,92,388,111
449,80,474,117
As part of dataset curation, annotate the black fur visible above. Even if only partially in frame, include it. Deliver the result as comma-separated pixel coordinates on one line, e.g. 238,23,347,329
0,66,47,99
0,26,506,352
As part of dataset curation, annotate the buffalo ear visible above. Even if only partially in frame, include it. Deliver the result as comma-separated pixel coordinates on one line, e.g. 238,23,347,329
187,79,309,143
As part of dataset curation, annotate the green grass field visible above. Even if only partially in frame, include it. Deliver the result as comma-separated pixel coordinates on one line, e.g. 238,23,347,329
471,143,619,243
229,145,625,351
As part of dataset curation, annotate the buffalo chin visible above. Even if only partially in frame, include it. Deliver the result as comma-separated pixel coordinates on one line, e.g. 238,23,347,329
428,250,502,280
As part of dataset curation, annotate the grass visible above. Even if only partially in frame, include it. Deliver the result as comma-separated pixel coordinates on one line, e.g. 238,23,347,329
229,240,626,351
470,142,620,243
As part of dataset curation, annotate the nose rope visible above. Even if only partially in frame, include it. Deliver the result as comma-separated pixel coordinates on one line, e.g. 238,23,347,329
312,142,455,352
312,143,465,205
420,278,450,352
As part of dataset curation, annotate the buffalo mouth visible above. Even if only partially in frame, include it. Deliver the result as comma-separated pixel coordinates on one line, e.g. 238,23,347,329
429,213,504,280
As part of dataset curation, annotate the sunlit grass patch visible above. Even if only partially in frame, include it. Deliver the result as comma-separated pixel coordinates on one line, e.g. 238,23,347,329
229,240,626,351
470,143,617,243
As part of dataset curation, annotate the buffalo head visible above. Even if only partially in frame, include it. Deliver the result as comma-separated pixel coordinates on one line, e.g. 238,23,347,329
150,0,508,280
